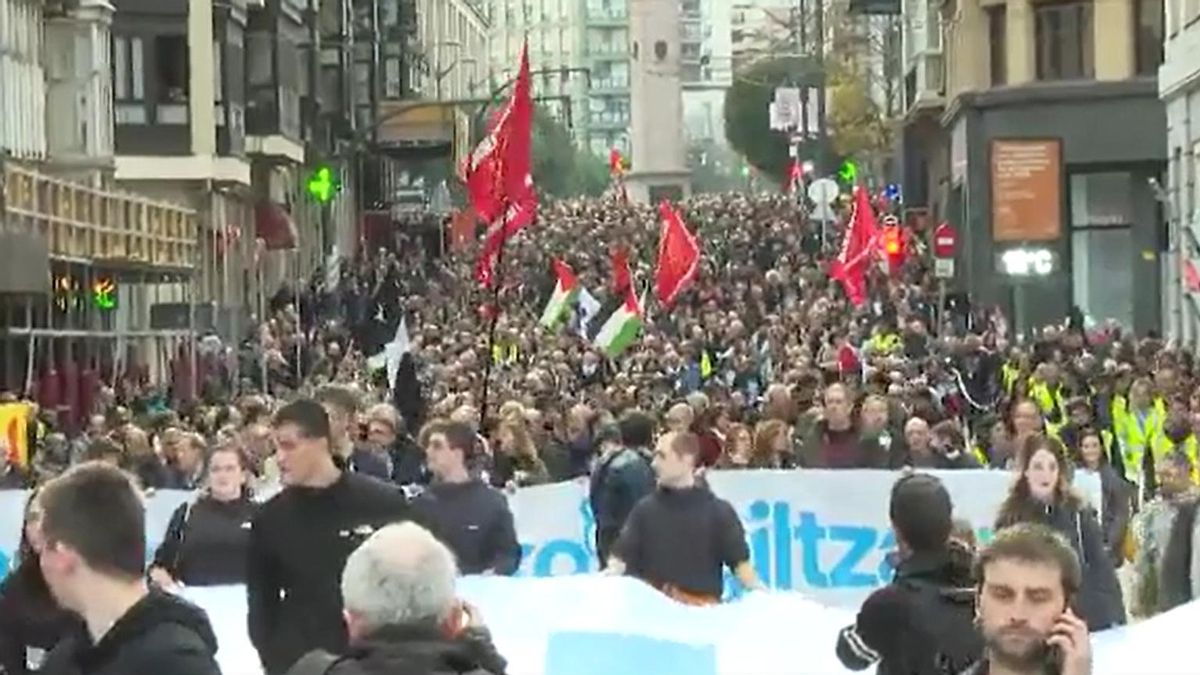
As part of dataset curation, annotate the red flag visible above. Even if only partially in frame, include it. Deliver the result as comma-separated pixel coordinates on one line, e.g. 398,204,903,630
829,186,880,307
655,201,700,307
462,44,535,220
611,245,632,295
475,185,537,287
784,159,803,194
463,42,537,287
609,148,626,177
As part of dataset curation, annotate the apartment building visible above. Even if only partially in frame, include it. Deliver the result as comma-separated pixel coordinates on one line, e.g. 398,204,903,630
902,0,1167,335
681,0,733,148
483,0,589,146
731,0,792,73
0,0,201,401
1161,0,1200,343
584,0,631,156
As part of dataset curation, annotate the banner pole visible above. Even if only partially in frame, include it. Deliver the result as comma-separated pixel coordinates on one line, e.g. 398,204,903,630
478,196,510,429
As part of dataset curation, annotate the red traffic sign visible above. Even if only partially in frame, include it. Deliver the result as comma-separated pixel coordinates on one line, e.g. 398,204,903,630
933,222,957,258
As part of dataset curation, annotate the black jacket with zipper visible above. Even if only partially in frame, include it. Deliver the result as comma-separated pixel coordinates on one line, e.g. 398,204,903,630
0,561,78,674
38,589,220,675
153,494,259,586
247,471,413,675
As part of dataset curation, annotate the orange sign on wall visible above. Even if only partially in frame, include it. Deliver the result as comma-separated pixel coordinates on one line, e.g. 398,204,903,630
0,402,31,468
990,139,1063,242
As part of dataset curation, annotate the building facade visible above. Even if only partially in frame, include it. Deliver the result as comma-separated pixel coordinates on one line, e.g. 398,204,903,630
903,0,1167,335
483,0,588,145
731,0,792,73
1161,0,1200,344
0,0,202,407
681,0,733,149
584,0,631,156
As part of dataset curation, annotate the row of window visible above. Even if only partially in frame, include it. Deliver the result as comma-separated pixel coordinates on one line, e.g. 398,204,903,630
0,0,40,61
985,0,1164,86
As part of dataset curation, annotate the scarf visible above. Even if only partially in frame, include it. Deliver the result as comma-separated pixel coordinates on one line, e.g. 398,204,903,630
1160,497,1200,611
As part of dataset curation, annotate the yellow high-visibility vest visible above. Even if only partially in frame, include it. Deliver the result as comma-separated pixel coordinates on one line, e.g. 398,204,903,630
1150,434,1200,485
1001,363,1021,396
1111,395,1165,483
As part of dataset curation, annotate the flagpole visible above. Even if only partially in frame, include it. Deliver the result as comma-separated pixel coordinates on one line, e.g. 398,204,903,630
477,195,510,429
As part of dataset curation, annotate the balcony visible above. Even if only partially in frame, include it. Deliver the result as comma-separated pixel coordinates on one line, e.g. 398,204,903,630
590,79,630,94
2,163,199,272
587,9,627,26
589,112,630,130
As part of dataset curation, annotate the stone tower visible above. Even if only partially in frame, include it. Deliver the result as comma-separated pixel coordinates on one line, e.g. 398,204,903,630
627,0,691,203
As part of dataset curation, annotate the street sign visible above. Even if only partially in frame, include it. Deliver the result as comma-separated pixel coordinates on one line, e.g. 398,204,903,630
935,258,955,279
811,202,837,223
933,222,957,258
807,178,839,204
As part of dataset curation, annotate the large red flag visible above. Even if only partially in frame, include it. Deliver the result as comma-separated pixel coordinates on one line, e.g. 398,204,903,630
475,183,537,287
463,42,536,286
655,201,700,307
829,185,880,307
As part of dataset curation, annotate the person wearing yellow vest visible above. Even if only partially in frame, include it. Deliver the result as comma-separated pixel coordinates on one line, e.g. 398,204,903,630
1150,414,1200,486
1112,378,1166,500
1027,362,1068,430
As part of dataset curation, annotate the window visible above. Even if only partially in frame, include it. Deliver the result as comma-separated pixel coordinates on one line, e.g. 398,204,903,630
1134,0,1164,75
154,35,189,103
112,36,146,101
1070,172,1135,329
986,5,1006,86
111,35,146,124
1034,1,1093,81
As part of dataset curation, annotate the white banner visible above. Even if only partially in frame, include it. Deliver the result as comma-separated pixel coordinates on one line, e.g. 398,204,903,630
509,469,1101,606
1,470,1100,606
186,577,1196,675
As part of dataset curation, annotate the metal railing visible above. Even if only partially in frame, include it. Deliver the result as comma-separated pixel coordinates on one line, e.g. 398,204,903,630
1,162,199,271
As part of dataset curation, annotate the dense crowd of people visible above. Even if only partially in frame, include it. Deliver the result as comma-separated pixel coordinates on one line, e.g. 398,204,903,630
0,189,1197,675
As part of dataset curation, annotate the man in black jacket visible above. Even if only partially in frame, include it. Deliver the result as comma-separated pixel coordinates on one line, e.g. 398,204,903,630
589,412,655,567
836,473,982,675
34,462,221,675
248,399,413,675
286,522,505,675
412,419,521,575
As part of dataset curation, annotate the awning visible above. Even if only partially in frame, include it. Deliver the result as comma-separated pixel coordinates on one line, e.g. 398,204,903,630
254,201,298,250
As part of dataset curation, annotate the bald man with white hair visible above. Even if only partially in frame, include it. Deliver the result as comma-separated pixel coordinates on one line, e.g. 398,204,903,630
287,522,507,675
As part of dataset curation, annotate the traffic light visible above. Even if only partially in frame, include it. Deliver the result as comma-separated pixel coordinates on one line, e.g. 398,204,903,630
881,221,904,274
305,164,340,204
837,160,858,184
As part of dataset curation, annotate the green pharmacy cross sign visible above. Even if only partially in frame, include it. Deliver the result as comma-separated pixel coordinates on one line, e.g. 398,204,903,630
305,165,340,204
92,278,117,311
838,160,858,184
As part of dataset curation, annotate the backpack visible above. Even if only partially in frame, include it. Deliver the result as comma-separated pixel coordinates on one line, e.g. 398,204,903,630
896,578,984,675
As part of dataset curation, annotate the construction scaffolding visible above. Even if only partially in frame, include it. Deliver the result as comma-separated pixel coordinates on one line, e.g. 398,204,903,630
0,161,201,428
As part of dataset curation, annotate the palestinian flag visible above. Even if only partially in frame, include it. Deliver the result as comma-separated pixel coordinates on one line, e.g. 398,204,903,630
539,259,580,329
593,287,644,358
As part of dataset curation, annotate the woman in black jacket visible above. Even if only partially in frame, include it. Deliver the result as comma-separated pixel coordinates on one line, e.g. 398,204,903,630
149,444,259,587
995,434,1127,630
0,491,78,674
1070,427,1133,565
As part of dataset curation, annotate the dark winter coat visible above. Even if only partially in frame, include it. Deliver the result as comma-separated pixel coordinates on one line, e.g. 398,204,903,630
836,545,980,675
0,562,78,674
998,499,1127,631
39,589,220,675
152,494,259,586
324,626,506,675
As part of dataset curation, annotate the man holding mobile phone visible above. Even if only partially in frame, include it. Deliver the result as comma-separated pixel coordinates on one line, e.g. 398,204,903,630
965,523,1093,675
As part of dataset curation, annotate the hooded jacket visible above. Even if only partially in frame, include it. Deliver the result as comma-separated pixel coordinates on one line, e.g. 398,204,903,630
39,589,220,675
836,545,979,675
